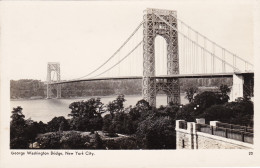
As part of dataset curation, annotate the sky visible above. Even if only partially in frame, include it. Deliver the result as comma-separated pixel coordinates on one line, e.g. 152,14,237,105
1,0,256,81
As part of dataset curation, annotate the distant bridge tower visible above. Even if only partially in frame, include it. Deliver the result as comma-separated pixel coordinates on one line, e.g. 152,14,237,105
47,62,61,99
143,8,180,106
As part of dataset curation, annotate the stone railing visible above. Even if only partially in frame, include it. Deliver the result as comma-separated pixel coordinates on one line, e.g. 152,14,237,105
216,122,253,133
196,123,254,144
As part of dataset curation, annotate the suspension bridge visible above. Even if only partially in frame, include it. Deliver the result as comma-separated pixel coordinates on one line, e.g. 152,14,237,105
47,8,254,106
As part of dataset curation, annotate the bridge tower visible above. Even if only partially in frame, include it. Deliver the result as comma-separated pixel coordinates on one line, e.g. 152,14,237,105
47,62,61,99
143,8,180,106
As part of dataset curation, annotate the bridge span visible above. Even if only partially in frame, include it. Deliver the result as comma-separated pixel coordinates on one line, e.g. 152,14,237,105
49,72,253,85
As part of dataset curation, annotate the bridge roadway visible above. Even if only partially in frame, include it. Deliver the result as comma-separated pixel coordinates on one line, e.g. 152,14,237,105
48,72,253,85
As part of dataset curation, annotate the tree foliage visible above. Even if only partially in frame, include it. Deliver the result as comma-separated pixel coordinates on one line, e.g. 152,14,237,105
47,116,70,132
10,107,28,149
106,94,126,118
219,84,231,103
185,87,197,103
68,98,104,131
10,91,253,149
10,106,47,149
194,91,221,110
60,131,89,149
136,114,176,149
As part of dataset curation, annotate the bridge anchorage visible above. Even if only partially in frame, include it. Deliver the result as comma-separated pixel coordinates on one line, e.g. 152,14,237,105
47,8,254,105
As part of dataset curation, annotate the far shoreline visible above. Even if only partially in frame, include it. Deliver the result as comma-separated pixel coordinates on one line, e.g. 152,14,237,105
10,93,186,101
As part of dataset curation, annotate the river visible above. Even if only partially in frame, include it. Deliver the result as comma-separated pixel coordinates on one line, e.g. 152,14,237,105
10,94,188,123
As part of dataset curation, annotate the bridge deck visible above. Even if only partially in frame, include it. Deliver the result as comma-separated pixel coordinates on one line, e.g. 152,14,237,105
48,72,253,85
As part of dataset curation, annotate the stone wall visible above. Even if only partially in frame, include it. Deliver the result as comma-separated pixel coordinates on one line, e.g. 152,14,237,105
175,119,253,149
176,131,192,149
196,132,251,149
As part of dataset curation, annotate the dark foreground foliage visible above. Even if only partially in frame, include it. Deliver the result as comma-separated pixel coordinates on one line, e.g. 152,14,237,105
10,90,253,149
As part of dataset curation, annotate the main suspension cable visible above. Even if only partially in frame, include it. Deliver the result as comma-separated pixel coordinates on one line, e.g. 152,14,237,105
92,41,143,78
171,14,253,67
155,13,241,72
72,21,144,80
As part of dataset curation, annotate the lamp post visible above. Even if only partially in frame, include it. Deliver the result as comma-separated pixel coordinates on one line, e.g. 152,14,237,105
179,105,183,113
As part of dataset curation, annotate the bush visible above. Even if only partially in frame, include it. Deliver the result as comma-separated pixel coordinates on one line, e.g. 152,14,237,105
36,132,62,149
86,133,104,149
60,131,89,149
10,137,28,149
103,137,139,149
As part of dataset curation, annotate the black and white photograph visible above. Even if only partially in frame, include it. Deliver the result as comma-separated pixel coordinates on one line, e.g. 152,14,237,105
0,0,259,167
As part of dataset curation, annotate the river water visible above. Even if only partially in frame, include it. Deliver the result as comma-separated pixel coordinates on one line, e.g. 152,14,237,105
10,94,188,123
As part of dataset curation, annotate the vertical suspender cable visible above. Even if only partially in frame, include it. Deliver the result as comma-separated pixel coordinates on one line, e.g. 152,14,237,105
233,54,236,72
184,35,187,73
222,48,225,72
212,42,215,73
192,41,194,73
196,32,198,73
189,27,191,73
204,37,207,73
201,47,204,73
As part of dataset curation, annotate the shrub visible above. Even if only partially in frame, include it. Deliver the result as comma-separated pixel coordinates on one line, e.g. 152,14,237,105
103,137,139,149
36,132,62,149
60,131,89,149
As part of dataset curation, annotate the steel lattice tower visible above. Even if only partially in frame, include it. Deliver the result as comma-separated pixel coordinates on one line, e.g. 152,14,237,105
142,8,180,106
47,62,61,99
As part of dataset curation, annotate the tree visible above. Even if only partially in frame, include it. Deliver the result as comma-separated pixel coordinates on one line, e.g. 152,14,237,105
102,114,113,133
68,98,104,131
202,105,234,123
47,116,70,132
10,106,28,149
194,91,221,110
106,95,126,118
135,99,151,111
224,98,253,126
11,106,25,131
68,98,105,118
136,115,176,149
185,87,197,103
219,84,231,103
103,99,152,135
25,121,44,144
175,102,201,122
